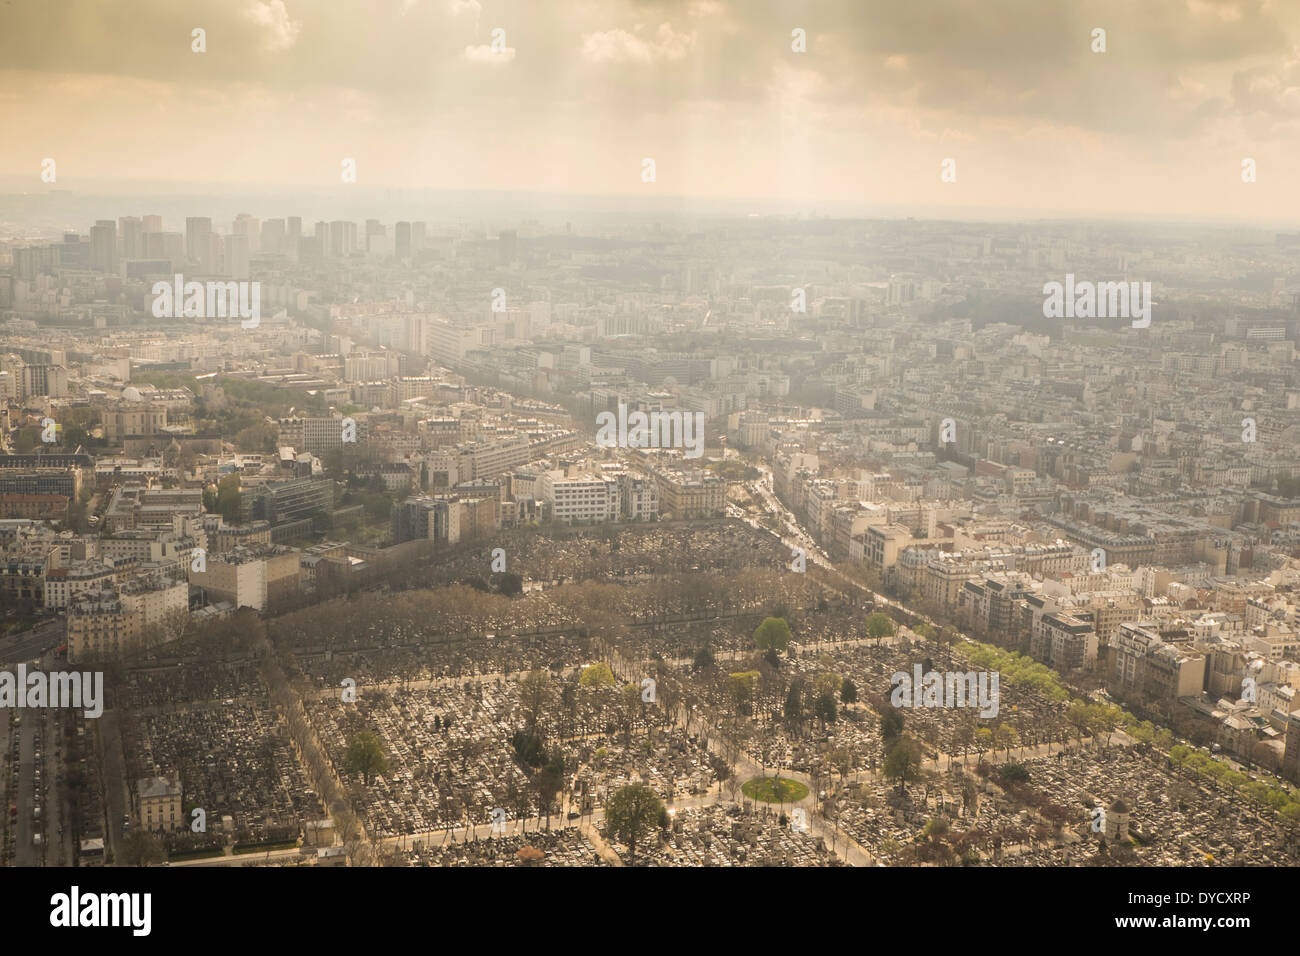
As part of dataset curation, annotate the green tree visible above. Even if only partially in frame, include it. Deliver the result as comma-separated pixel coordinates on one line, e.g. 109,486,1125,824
813,670,842,700
994,724,1019,759
784,679,806,723
973,727,993,762
883,738,924,795
344,730,389,786
234,422,278,453
840,678,858,704
1128,721,1155,745
511,731,545,767
518,669,554,738
604,783,665,860
753,617,792,653
579,662,617,687
1067,700,1093,744
211,472,242,524
492,571,524,597
997,763,1031,784
691,646,716,671
1243,781,1271,804
865,612,896,648
1089,704,1120,747
121,828,166,865
814,692,838,724
11,425,43,453
923,817,950,841
881,708,904,743
536,749,566,828
727,670,760,715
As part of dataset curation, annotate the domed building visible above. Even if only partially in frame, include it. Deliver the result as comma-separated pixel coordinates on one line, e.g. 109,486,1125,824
1105,797,1130,842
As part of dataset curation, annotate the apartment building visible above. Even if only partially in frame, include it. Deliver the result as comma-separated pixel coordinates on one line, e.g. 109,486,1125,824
20,364,68,399
0,468,81,500
136,776,183,832
0,493,68,520
120,575,189,636
188,545,300,611
1111,621,1207,704
617,472,659,520
66,592,135,662
209,520,273,554
459,435,533,481
391,496,463,545
64,573,189,662
459,496,500,540
43,561,115,609
539,472,620,524
1034,611,1099,672
853,523,916,573
960,572,1033,639
653,469,726,520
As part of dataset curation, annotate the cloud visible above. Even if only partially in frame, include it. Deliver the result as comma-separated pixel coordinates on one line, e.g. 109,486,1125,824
2,0,1300,216
244,0,302,52
580,23,694,64
1231,54,1300,116
448,0,481,29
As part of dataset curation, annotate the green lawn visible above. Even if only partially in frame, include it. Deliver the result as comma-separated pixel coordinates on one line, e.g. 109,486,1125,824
742,776,809,804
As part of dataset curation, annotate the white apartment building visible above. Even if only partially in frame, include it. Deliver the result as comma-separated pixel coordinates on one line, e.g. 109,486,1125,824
44,561,116,610
540,471,620,524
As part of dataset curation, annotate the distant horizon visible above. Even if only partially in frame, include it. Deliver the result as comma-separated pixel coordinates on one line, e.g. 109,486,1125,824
3,181,1299,236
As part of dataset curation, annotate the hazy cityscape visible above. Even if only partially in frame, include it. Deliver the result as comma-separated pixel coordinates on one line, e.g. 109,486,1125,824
0,0,1297,895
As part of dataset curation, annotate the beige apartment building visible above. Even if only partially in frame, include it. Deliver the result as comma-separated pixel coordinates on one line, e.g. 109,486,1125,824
1111,622,1206,704
136,775,183,832
653,469,726,520
189,545,300,611
65,577,188,662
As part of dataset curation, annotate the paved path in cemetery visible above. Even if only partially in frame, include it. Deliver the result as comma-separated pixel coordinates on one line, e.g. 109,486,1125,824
589,649,885,865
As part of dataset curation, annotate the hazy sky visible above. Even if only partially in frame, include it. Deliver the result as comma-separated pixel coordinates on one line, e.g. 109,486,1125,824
2,0,1298,221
